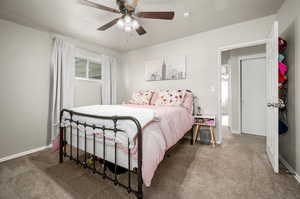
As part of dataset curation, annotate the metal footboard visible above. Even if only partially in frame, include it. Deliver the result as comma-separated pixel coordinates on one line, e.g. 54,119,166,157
59,109,143,199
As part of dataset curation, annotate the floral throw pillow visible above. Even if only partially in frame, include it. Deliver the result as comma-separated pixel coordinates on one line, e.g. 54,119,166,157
155,89,186,106
129,90,153,105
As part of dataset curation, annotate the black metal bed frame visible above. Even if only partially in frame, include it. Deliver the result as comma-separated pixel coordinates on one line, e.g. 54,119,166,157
59,109,143,199
59,90,194,199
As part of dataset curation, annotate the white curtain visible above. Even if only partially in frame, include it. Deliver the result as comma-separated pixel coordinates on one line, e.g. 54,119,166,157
102,55,118,105
50,38,75,142
111,57,118,104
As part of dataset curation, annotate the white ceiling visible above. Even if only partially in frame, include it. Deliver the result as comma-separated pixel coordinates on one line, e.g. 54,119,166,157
0,0,285,52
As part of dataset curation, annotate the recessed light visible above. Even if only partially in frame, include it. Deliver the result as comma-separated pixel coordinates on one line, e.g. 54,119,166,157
183,12,190,18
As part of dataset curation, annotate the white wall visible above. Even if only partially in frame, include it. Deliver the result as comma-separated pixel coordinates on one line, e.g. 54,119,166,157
0,19,121,159
74,79,102,106
121,15,275,142
0,19,51,159
276,0,300,176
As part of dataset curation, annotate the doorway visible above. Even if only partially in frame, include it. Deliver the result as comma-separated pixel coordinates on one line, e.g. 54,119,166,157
217,20,279,174
221,63,230,127
220,44,267,136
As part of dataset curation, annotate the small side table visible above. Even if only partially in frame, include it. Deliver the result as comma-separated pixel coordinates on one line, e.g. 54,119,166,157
192,115,216,147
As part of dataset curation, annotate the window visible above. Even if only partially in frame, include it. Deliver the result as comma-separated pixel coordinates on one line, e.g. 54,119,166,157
89,61,102,80
75,57,87,78
75,57,102,80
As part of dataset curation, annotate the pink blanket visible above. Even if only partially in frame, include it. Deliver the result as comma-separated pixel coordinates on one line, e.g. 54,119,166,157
124,104,194,186
53,104,193,187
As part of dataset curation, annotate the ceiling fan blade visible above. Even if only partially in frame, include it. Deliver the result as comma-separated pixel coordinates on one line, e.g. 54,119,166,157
136,26,146,35
136,12,175,20
98,18,120,31
79,0,120,14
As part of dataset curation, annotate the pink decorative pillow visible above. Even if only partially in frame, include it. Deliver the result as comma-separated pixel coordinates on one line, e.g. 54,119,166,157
155,89,186,106
129,90,153,105
150,91,159,105
182,92,193,114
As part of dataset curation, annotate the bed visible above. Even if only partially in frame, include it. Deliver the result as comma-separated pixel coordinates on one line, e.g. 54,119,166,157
59,90,194,199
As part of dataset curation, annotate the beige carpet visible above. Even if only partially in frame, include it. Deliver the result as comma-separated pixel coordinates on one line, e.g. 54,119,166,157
1,129,300,199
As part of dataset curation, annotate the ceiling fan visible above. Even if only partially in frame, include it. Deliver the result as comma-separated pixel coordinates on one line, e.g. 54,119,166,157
79,0,175,35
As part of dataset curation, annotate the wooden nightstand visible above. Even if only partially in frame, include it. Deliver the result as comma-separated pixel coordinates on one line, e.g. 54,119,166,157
192,115,216,146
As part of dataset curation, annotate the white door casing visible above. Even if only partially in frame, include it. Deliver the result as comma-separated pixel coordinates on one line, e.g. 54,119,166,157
217,39,269,144
266,21,279,173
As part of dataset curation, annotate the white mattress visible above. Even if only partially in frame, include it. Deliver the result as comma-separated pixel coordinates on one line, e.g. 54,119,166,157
62,105,158,149
65,128,138,170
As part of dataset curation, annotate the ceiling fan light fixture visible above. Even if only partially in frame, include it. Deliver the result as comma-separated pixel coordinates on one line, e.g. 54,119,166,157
124,25,133,32
124,15,132,23
132,20,140,29
117,18,125,28
117,15,139,32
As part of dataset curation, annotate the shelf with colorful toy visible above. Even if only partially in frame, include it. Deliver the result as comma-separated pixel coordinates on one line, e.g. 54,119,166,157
278,37,288,135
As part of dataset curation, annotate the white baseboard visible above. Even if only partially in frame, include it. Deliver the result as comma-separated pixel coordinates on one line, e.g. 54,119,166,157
279,155,300,183
231,130,241,134
0,144,52,163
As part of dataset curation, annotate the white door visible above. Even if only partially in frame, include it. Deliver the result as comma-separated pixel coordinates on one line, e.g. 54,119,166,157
266,21,279,173
241,57,267,136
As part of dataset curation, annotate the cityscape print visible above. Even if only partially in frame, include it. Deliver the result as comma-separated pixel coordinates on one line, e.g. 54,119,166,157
145,56,186,81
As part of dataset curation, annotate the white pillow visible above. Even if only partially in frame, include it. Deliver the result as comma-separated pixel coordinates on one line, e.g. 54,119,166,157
129,90,153,105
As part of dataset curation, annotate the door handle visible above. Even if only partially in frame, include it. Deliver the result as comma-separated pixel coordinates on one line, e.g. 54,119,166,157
267,103,281,108
267,103,274,107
